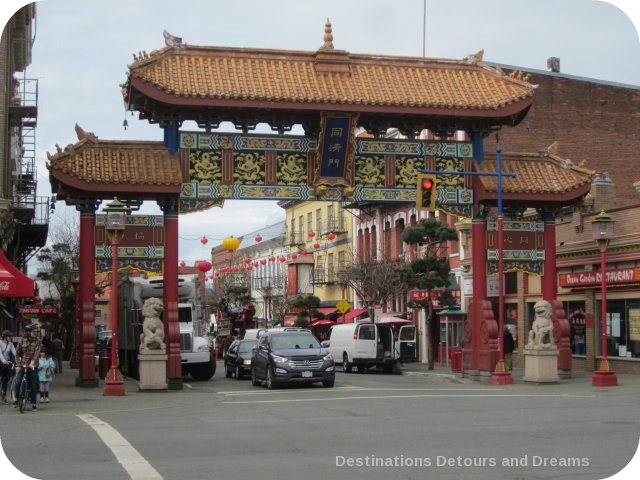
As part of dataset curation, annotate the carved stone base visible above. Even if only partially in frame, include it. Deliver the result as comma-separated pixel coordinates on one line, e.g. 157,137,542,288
523,347,559,383
138,350,168,390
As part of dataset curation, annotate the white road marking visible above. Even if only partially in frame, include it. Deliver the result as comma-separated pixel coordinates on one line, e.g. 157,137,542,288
78,414,163,480
217,386,364,395
225,393,595,404
220,387,500,396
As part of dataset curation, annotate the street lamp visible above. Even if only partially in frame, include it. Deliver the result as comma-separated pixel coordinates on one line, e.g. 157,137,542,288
103,197,130,396
591,210,618,387
490,146,514,385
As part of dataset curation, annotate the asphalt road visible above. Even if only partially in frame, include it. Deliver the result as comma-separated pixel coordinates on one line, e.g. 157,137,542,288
0,362,639,480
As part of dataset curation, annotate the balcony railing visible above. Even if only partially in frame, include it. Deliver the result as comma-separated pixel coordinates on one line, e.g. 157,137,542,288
286,230,305,246
322,217,348,235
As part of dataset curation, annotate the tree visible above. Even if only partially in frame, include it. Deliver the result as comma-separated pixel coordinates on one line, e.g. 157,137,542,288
291,295,320,328
35,215,82,358
341,257,411,315
399,218,458,369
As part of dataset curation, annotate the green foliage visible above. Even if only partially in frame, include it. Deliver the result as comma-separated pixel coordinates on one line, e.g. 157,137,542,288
224,285,252,307
401,218,457,256
293,317,310,328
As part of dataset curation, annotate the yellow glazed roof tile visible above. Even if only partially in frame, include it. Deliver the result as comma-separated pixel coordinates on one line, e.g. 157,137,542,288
477,148,595,195
125,44,535,111
47,125,181,186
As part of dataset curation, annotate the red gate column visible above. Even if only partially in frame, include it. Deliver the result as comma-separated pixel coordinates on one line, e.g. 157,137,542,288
161,198,182,390
542,210,572,373
467,216,488,374
76,201,99,387
542,212,558,301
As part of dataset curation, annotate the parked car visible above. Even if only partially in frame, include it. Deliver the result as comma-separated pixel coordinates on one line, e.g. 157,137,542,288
251,331,335,389
325,322,405,373
224,339,258,380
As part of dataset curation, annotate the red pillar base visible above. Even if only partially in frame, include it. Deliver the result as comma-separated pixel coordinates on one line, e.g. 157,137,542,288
592,370,618,387
103,380,126,396
489,371,514,385
103,367,126,396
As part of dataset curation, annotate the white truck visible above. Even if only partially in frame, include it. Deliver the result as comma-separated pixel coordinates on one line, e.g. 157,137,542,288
118,274,216,381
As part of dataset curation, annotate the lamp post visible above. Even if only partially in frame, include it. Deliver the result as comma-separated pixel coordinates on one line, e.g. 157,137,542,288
591,210,618,387
103,197,130,396
490,146,514,384
69,268,80,369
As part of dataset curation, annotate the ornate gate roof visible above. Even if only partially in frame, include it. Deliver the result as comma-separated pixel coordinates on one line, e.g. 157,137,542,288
47,125,182,201
123,23,535,135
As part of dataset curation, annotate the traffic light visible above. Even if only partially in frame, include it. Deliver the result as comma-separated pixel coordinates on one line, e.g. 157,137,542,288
416,174,437,211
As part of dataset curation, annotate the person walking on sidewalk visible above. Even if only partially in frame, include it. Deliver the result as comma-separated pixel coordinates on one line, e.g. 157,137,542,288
503,326,515,371
0,330,16,403
14,324,42,410
51,335,64,374
37,347,55,403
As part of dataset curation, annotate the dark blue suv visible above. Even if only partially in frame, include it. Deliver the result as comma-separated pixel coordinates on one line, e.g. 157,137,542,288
251,331,335,389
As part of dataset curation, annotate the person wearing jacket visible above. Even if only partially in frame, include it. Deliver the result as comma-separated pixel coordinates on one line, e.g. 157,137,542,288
0,330,17,402
14,324,42,410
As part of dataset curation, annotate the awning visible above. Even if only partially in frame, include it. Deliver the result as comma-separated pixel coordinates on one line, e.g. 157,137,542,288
309,319,335,328
0,249,35,298
283,316,297,327
316,307,338,316
339,308,367,322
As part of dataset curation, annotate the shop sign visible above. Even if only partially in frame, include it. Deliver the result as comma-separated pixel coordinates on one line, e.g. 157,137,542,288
629,309,640,341
409,289,461,308
559,267,640,288
18,306,59,315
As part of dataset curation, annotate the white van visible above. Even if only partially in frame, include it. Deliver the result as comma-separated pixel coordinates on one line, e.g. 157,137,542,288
325,323,401,373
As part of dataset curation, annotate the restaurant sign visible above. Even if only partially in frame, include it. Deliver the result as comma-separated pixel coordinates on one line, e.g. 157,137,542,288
559,267,640,288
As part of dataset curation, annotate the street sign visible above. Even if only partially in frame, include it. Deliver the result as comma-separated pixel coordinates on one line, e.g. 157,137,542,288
336,299,350,314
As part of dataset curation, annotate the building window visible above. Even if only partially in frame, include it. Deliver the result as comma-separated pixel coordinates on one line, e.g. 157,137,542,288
307,212,313,233
316,208,322,233
596,299,640,359
564,302,587,355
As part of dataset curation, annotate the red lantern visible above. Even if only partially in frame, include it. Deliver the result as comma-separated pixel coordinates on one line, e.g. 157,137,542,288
180,260,186,268
200,236,208,245
244,258,252,264
197,261,212,273
313,243,320,249
254,262,259,267
247,266,253,271
255,235,263,243
308,231,316,238
199,278,205,284
291,254,298,260
215,273,220,277
240,267,246,272
260,259,267,265
269,256,276,262
327,232,336,241
279,256,286,262
233,268,239,273
301,250,308,256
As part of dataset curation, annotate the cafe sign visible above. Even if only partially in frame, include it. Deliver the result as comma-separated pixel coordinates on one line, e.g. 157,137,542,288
559,267,640,288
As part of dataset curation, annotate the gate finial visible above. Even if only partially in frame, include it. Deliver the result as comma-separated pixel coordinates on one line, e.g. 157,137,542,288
321,18,334,49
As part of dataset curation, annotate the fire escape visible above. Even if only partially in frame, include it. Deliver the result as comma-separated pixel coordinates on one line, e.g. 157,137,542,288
8,78,49,267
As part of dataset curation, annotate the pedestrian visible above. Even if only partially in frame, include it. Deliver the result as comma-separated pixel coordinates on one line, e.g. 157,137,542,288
14,323,42,410
503,326,515,371
0,330,17,403
37,346,55,403
51,334,64,373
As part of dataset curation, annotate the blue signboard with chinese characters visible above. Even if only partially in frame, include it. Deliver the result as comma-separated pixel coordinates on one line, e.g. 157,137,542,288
315,112,358,186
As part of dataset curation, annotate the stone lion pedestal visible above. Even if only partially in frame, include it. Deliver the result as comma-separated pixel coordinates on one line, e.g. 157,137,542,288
523,346,559,383
138,350,168,390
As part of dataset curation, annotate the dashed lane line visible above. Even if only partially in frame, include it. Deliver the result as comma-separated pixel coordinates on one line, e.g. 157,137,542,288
224,392,595,405
78,414,163,480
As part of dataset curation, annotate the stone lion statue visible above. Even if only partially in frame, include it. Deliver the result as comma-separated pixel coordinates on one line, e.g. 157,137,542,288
527,300,555,349
140,297,165,351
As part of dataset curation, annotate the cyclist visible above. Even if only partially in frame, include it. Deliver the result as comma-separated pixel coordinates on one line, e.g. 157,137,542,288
14,324,42,410
0,330,16,403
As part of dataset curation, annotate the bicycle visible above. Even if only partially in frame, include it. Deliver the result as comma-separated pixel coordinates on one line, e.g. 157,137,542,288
16,367,34,414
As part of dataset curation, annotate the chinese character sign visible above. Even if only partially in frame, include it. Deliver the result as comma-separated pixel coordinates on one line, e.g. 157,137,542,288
316,112,358,186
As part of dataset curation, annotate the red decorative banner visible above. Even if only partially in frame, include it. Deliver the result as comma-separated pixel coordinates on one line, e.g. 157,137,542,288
559,268,640,288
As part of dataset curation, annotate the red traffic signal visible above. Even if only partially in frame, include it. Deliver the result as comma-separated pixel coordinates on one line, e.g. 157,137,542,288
417,174,437,211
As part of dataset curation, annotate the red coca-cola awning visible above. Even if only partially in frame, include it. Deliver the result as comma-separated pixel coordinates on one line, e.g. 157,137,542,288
0,249,35,298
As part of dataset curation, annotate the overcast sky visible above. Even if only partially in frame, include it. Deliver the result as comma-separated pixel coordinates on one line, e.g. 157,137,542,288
2,0,639,267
